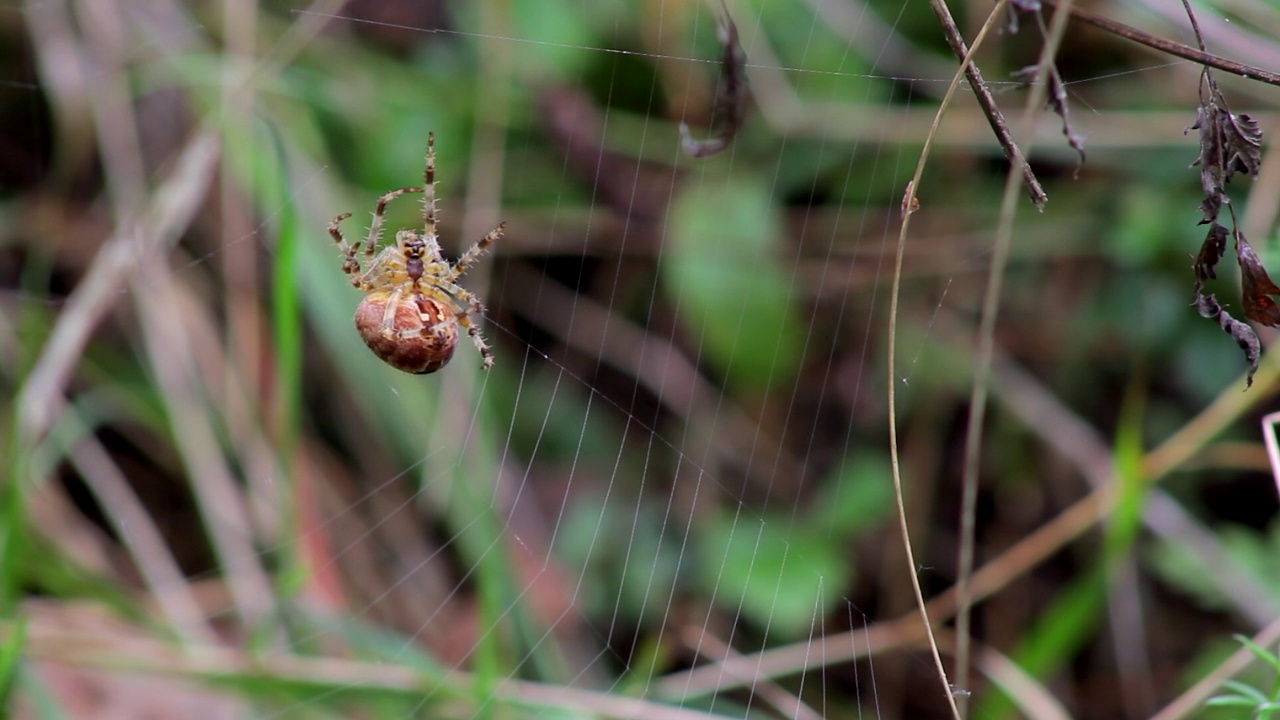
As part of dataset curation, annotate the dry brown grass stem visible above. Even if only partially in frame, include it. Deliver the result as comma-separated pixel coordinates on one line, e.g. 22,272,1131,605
131,255,279,638
886,0,1016,714
19,615,748,720
65,427,218,645
17,130,220,446
681,627,826,720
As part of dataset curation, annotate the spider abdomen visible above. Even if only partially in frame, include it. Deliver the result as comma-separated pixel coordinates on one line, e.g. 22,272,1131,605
354,289,458,374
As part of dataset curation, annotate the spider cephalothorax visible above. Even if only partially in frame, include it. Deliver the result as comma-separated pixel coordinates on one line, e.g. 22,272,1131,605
327,133,504,374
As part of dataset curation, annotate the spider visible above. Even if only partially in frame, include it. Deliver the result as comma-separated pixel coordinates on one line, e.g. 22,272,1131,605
327,132,504,374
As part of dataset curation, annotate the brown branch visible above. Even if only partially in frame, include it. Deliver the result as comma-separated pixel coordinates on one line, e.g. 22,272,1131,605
931,0,1048,210
1045,0,1280,88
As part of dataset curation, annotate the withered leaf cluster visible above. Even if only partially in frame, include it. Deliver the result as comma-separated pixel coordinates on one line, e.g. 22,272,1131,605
1189,99,1269,386
1044,67,1085,165
1014,64,1085,165
679,10,748,158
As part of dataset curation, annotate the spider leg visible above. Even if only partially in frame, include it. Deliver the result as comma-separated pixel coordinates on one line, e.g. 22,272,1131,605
447,222,505,282
418,283,493,369
423,132,438,240
455,312,495,369
421,280,488,317
328,212,370,283
354,249,404,292
366,186,423,260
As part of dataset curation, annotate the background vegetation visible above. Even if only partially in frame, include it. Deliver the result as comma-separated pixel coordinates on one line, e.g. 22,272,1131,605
3,0,1280,718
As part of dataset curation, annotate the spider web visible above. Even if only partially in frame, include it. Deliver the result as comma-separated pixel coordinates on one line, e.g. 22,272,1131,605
5,0,1265,719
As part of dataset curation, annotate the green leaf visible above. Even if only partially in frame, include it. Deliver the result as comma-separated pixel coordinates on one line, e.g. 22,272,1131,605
0,614,26,708
1217,679,1268,703
504,0,607,80
698,514,848,639
1205,695,1262,707
812,453,895,535
665,177,804,390
1235,634,1280,675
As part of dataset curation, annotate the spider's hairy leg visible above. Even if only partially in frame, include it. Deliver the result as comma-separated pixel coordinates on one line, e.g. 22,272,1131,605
366,186,423,259
448,222,506,281
423,131,438,240
419,283,492,368
422,281,487,317
455,312,495,369
356,247,405,292
328,212,367,278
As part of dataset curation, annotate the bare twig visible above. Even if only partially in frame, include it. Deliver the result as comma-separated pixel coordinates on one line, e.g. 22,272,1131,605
680,627,826,720
930,0,1048,209
1044,0,1280,88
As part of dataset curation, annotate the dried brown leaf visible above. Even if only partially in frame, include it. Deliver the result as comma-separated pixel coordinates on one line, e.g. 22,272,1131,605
1237,232,1280,326
1186,67,1268,387
1194,222,1228,282
1194,284,1262,387
1013,65,1085,164
1222,110,1262,180
1190,103,1263,223
680,10,748,158
1047,67,1085,165
901,181,920,218
1190,104,1225,223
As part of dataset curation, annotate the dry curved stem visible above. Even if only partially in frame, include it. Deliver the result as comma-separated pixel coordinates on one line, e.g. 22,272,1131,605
888,1,1014,716
931,630,1073,720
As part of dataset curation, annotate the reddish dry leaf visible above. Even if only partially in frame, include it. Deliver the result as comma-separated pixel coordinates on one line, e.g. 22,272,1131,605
1237,232,1280,327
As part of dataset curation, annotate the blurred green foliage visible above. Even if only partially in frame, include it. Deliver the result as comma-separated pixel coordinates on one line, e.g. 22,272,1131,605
5,0,1280,718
